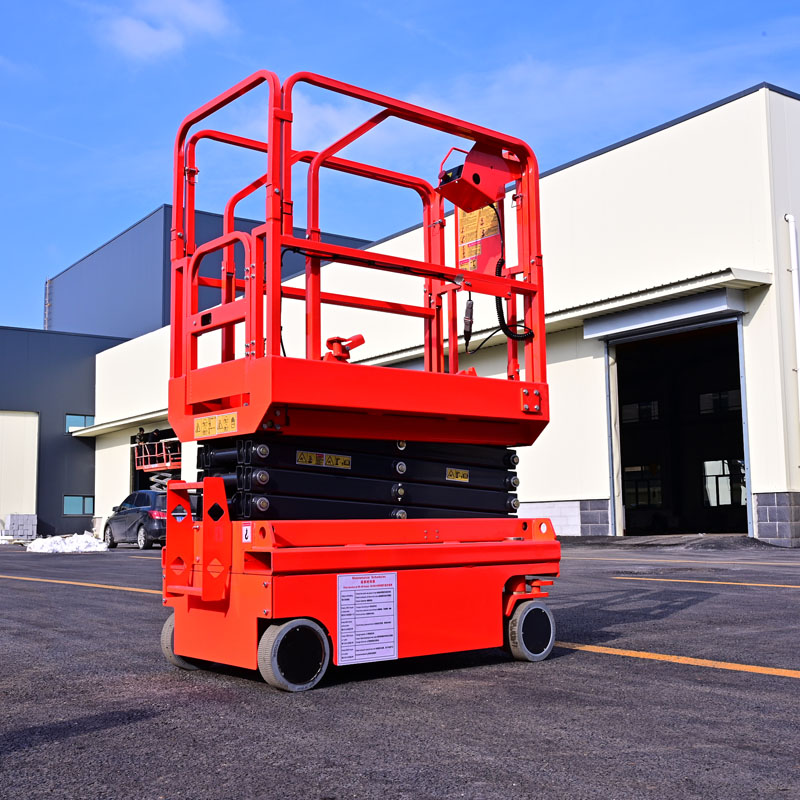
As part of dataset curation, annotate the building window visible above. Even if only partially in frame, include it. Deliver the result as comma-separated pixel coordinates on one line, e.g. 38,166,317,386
621,400,659,424
65,414,95,432
699,389,741,415
64,495,94,516
703,460,745,507
623,464,662,507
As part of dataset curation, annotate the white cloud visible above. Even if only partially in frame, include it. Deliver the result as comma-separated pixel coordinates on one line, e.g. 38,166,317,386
95,0,232,61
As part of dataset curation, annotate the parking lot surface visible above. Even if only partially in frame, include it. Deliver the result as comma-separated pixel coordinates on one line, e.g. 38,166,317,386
1,538,799,800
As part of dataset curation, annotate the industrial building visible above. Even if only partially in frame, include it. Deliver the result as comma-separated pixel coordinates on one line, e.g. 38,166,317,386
8,82,800,546
0,326,126,535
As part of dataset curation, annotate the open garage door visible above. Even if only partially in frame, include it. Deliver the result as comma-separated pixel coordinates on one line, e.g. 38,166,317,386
616,324,747,534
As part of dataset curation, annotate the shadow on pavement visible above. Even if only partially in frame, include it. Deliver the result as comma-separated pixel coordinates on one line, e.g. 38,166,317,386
0,708,161,756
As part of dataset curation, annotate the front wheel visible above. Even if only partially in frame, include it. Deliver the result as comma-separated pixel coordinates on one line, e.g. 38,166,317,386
507,600,556,662
103,524,116,549
257,619,331,692
160,613,199,671
137,526,152,550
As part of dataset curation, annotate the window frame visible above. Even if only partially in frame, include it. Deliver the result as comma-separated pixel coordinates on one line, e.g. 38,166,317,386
64,414,95,433
63,495,95,516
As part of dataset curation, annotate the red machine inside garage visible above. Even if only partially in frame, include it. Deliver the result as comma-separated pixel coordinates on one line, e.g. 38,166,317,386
161,69,561,691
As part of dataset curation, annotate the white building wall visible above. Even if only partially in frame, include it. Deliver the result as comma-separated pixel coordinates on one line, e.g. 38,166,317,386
753,89,800,494
95,327,169,425
515,329,609,503
95,427,136,525
0,411,38,523
541,90,775,314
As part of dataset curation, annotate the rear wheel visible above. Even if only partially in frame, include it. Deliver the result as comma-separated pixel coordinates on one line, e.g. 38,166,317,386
137,526,152,550
257,619,330,692
103,524,116,549
507,600,555,662
160,613,199,671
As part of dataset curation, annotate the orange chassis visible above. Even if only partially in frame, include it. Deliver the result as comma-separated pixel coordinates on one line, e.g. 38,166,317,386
163,478,560,680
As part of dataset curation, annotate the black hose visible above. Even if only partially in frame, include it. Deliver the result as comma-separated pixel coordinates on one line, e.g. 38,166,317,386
490,204,533,342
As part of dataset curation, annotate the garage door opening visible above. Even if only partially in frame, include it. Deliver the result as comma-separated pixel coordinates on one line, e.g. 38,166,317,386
616,324,747,534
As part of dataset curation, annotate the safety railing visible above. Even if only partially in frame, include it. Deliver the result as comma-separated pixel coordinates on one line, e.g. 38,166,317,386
168,69,548,442
135,441,182,472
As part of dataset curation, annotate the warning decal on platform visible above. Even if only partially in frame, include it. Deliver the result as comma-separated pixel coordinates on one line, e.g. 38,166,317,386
194,412,238,438
446,467,470,483
456,205,502,274
295,450,352,470
337,572,398,665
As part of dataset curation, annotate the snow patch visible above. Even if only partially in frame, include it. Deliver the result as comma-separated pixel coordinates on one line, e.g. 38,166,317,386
26,532,109,553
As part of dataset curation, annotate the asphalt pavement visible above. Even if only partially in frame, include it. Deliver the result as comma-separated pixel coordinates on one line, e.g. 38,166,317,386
1,537,799,800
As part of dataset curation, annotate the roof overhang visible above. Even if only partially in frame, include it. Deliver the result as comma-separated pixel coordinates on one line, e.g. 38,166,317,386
358,267,773,366
547,268,771,333
71,409,169,438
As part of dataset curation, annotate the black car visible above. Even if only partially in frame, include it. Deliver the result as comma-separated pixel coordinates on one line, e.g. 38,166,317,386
103,490,197,550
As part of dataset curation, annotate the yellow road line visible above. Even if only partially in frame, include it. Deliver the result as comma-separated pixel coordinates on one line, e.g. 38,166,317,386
129,556,161,560
555,641,800,679
614,576,800,589
563,555,800,567
0,574,160,595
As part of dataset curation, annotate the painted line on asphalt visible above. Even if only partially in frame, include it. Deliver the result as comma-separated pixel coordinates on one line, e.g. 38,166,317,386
555,641,800,679
614,576,800,589
130,556,161,560
0,574,160,595
563,556,799,567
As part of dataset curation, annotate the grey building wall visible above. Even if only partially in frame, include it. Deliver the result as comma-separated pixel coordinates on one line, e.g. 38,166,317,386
46,207,168,339
0,326,126,536
47,205,371,340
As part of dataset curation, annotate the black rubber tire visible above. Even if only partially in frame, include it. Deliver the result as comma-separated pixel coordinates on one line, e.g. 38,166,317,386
507,600,556,662
257,619,330,692
103,524,116,549
160,613,199,671
137,526,152,550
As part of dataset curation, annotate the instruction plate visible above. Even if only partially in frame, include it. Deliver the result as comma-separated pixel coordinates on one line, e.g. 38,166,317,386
337,572,398,665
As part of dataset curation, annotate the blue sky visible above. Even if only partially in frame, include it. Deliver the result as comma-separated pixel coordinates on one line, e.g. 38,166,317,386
3,0,800,329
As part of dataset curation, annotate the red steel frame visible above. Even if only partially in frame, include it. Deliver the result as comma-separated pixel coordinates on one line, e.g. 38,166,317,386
164,70,560,678
168,70,548,447
134,441,182,473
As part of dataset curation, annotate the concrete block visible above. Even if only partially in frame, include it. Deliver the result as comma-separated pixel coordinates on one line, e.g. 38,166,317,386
758,522,777,538
770,506,790,523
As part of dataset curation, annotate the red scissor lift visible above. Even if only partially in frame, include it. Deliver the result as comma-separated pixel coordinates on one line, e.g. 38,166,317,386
161,70,561,691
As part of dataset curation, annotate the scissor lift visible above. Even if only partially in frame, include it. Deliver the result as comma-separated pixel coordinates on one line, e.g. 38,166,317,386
161,70,561,691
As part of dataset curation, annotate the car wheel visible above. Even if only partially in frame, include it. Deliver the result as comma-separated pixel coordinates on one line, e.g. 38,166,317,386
103,524,116,549
137,526,152,550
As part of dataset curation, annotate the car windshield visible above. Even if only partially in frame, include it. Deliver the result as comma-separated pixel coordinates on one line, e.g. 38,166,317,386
153,493,199,512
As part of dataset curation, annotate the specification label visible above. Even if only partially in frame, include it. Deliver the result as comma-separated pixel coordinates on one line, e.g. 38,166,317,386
337,572,398,665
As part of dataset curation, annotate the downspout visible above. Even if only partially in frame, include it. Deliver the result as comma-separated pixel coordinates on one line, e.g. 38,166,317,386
785,214,800,452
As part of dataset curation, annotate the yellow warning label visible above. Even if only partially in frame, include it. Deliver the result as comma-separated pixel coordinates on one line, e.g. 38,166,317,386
446,468,470,483
457,206,501,273
194,416,217,438
296,451,352,470
216,413,238,434
194,412,238,438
